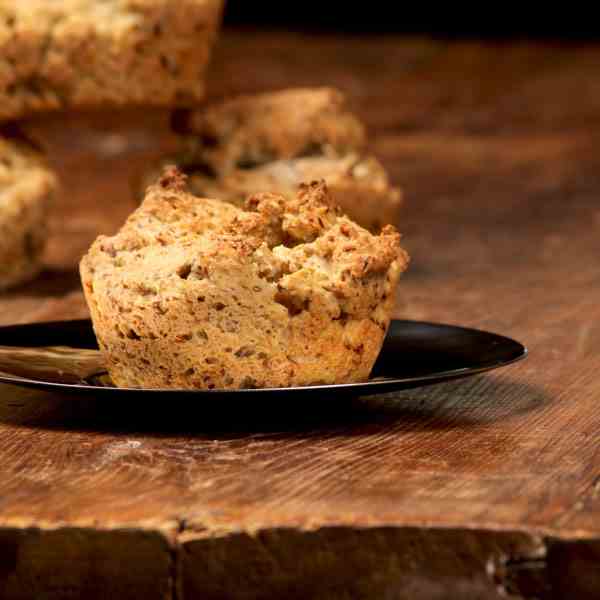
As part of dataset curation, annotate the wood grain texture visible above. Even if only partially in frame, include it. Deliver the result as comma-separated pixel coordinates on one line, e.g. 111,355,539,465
1,31,600,599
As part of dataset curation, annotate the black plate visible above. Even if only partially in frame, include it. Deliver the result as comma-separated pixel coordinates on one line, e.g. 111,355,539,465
0,319,526,398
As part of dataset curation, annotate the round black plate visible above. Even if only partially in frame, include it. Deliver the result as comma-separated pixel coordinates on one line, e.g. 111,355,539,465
0,319,526,398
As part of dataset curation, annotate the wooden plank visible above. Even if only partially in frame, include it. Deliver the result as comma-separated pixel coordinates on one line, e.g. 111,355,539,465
179,528,545,599
1,32,600,598
0,528,173,600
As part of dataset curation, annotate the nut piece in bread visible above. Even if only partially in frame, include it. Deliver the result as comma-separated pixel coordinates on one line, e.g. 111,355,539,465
0,0,224,121
81,168,408,389
0,133,57,291
145,88,402,231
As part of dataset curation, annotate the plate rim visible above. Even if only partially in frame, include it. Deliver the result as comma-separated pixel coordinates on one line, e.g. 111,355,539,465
0,319,528,395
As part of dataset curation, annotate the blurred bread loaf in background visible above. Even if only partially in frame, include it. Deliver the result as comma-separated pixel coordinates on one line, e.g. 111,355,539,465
0,0,224,120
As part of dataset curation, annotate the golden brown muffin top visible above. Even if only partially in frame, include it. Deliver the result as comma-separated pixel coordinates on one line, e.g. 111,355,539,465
83,167,407,324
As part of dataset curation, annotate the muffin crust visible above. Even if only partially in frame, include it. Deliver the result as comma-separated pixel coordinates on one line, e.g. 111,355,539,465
82,168,409,389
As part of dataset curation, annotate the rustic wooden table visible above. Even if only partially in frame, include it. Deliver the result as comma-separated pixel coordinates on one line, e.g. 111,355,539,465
1,31,599,599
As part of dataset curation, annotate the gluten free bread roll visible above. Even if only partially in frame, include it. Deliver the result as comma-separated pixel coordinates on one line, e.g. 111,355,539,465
0,0,223,120
147,88,402,232
81,168,408,389
0,134,57,291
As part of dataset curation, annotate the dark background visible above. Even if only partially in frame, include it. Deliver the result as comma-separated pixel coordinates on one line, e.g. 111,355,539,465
223,4,597,39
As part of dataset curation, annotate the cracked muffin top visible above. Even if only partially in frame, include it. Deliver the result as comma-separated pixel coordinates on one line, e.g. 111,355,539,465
81,167,408,389
86,167,403,313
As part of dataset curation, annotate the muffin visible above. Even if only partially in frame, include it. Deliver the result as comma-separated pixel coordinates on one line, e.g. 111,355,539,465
0,0,224,120
143,88,403,231
81,168,408,389
0,133,57,291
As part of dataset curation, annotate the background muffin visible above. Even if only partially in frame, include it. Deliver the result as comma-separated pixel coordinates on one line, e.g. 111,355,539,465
0,0,224,120
0,133,57,291
143,88,403,231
